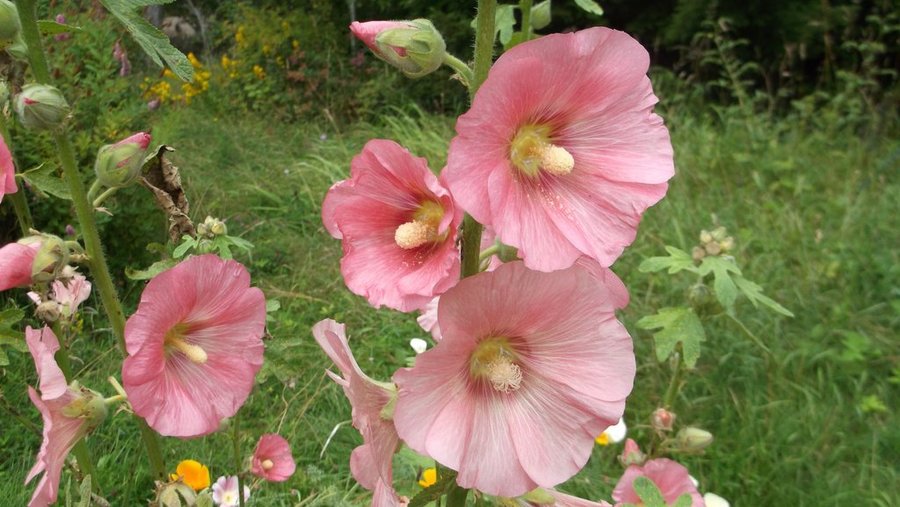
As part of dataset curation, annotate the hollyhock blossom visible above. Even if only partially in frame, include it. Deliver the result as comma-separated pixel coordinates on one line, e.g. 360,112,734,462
444,27,674,272
0,237,42,291
25,327,107,507
251,433,296,482
211,476,250,507
1,131,16,203
612,459,704,507
122,254,266,438
313,319,402,507
322,139,461,312
28,272,92,318
349,20,446,78
393,261,634,497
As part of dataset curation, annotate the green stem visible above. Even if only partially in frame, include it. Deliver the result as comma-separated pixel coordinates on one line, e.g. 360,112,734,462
0,112,33,234
519,0,533,40
442,54,474,87
92,186,119,208
232,413,246,507
479,244,500,261
86,179,102,203
446,483,469,507
662,353,683,410
17,0,167,480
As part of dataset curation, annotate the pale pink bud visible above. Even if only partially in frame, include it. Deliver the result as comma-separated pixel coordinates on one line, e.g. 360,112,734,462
619,438,646,467
651,407,676,431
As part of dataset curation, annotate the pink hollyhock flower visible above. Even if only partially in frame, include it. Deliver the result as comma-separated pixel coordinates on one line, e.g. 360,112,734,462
612,459,704,507
251,433,296,482
444,27,674,272
1,133,16,203
0,237,42,291
211,475,250,507
28,272,92,318
312,319,402,507
122,254,266,438
350,21,410,57
322,139,461,312
393,260,634,497
25,327,106,507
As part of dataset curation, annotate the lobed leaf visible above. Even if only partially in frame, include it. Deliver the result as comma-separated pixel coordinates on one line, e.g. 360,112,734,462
733,275,794,317
698,256,741,312
637,306,706,368
632,476,667,507
639,246,699,274
19,164,72,200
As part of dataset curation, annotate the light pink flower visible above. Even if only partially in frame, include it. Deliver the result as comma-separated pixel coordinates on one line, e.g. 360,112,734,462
25,327,106,507
322,139,461,312
122,254,266,438
211,475,250,507
350,21,410,57
0,237,42,291
444,27,674,272
28,272,92,318
251,433,296,482
393,260,634,497
612,459,704,507
0,133,16,203
312,319,402,507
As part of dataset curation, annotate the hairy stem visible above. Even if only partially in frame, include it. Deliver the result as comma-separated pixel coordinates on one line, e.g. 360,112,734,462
442,53,474,87
519,0,533,41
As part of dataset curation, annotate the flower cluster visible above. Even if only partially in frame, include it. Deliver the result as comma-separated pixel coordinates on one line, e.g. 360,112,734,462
317,21,676,506
141,52,210,105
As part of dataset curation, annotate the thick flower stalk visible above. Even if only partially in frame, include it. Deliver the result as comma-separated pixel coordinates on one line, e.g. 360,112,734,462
322,139,461,312
122,254,266,438
444,27,674,272
393,260,635,497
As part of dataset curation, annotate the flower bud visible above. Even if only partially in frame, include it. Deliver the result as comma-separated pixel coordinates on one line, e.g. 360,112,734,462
61,386,108,429
687,282,714,310
651,407,676,431
677,427,713,451
0,0,21,45
15,84,71,130
699,230,713,244
691,246,706,262
531,0,552,30
31,234,68,283
35,300,61,322
711,226,728,242
704,241,722,256
618,438,646,467
719,236,735,252
350,19,446,78
94,132,151,188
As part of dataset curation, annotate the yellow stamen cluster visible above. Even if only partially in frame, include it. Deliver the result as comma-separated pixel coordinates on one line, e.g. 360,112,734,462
509,124,575,177
470,338,524,393
164,324,208,364
261,459,274,470
394,200,445,249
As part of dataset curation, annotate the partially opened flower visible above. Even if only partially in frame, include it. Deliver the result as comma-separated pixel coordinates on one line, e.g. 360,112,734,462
350,20,446,78
322,139,461,312
25,326,107,507
0,236,42,291
28,272,92,319
444,27,674,272
211,476,250,507
170,459,211,491
251,433,296,482
612,459,704,507
122,254,266,438
1,131,16,203
393,261,635,497
312,319,402,507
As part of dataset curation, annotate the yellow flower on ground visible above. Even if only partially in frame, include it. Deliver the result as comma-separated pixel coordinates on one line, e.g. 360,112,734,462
169,459,210,491
418,467,437,488
252,65,266,79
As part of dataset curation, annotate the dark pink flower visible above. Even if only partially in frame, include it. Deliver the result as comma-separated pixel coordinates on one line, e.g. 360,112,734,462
25,327,106,507
444,27,674,272
322,139,461,312
612,458,704,507
393,261,634,497
0,237,42,291
251,433,296,482
122,254,266,438
313,319,402,506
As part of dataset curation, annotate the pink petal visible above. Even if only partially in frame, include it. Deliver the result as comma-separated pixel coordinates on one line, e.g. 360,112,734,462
0,133,16,201
25,327,67,400
0,241,39,291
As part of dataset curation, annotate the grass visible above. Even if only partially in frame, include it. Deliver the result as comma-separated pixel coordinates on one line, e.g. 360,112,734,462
1,91,897,506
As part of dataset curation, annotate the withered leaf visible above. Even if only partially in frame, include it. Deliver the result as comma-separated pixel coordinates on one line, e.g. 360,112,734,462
140,145,195,243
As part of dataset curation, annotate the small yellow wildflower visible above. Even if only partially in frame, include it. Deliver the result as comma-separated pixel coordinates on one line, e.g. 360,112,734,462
594,432,610,446
292,40,300,50
169,459,210,491
262,44,272,56
252,65,266,79
418,467,437,488
187,52,202,68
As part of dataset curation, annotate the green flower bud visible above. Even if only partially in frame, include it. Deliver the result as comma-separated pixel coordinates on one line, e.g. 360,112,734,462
677,427,714,451
6,33,27,60
94,132,151,188
0,0,21,46
350,19,446,78
15,84,71,130
31,233,68,283
61,386,109,430
531,0,552,30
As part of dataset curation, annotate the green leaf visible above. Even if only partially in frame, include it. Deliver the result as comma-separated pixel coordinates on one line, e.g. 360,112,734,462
574,0,604,16
408,469,458,507
639,246,699,274
125,258,178,280
172,236,197,258
496,5,517,45
99,0,194,82
698,256,741,311
75,476,92,507
19,164,72,200
733,275,794,317
672,493,694,507
632,476,666,507
637,307,706,368
37,20,82,35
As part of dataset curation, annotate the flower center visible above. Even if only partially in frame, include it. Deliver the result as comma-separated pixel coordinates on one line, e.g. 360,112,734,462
262,459,274,470
164,324,208,364
509,124,574,177
394,200,445,249
469,338,523,393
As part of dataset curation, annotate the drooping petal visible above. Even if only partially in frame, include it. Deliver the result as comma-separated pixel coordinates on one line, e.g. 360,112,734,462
0,240,41,291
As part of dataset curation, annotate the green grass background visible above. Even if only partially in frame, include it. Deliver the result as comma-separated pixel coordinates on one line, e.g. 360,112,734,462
1,92,897,505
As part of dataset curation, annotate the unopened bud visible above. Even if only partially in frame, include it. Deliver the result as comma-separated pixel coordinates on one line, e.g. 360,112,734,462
711,226,728,242
677,427,713,451
31,234,68,282
94,132,151,188
0,0,21,45
15,84,70,130
719,236,735,252
61,386,108,430
699,230,713,244
618,438,646,467
35,301,61,322
6,33,27,60
687,283,714,309
704,241,722,256
691,246,706,262
651,408,676,431
531,0,552,30
350,19,446,78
